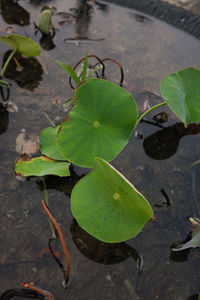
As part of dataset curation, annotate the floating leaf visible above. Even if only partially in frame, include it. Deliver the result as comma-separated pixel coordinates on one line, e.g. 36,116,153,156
56,60,81,86
15,154,70,177
40,126,66,160
0,34,41,57
57,79,138,167
160,68,200,126
71,157,153,243
172,223,200,252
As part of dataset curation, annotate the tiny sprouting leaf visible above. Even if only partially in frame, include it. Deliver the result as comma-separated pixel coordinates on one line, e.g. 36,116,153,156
56,60,81,86
0,34,41,57
57,78,138,167
71,157,153,243
40,126,66,160
160,67,200,126
81,52,88,82
15,154,70,177
172,220,200,251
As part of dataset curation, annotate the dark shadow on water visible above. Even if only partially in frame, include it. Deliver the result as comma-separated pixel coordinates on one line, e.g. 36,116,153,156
2,51,43,91
0,0,30,26
188,295,199,300
70,219,139,264
0,103,8,135
143,123,200,160
38,32,56,50
29,0,54,6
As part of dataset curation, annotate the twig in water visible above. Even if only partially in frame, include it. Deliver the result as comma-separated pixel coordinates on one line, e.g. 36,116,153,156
43,112,56,128
37,56,48,75
161,189,171,207
41,200,70,287
22,282,54,300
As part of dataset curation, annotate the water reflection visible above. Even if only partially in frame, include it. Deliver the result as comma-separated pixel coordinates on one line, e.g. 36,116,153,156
63,0,108,41
70,219,139,265
0,0,30,26
143,123,200,160
2,51,43,91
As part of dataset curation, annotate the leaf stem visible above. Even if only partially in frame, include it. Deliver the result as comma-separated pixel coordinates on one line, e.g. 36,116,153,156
1,48,17,77
136,101,167,126
41,200,70,287
42,177,56,237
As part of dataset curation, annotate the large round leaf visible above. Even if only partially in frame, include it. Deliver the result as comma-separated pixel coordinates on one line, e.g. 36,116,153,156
40,126,66,160
0,34,41,57
71,157,153,243
57,79,138,167
160,68,200,126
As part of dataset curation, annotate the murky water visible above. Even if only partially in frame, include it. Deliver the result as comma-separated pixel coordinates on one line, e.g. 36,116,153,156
0,1,200,299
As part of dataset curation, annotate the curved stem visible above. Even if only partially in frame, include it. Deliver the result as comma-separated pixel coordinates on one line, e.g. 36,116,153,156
41,200,70,287
1,48,17,77
42,177,56,238
136,101,167,126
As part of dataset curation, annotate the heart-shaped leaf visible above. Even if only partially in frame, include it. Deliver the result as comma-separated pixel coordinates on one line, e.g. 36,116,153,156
15,154,70,177
40,126,66,161
0,34,41,57
160,68,200,126
57,79,138,167
71,157,153,243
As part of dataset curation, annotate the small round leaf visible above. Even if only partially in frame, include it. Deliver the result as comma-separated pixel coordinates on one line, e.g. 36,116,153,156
0,34,41,57
57,79,138,167
71,157,153,243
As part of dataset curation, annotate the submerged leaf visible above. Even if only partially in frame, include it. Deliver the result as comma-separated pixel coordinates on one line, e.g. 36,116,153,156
57,78,138,167
40,126,66,160
160,68,200,126
71,157,153,243
0,34,41,57
15,154,70,177
16,132,39,155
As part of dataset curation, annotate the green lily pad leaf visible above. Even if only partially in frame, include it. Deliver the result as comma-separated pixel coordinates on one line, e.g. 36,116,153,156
0,34,41,57
160,68,200,126
172,218,200,251
15,154,70,177
57,79,138,167
40,126,66,161
71,157,153,243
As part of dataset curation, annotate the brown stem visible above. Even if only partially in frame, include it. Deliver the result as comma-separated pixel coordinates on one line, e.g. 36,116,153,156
101,57,124,86
22,282,55,300
13,57,23,71
41,200,70,287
